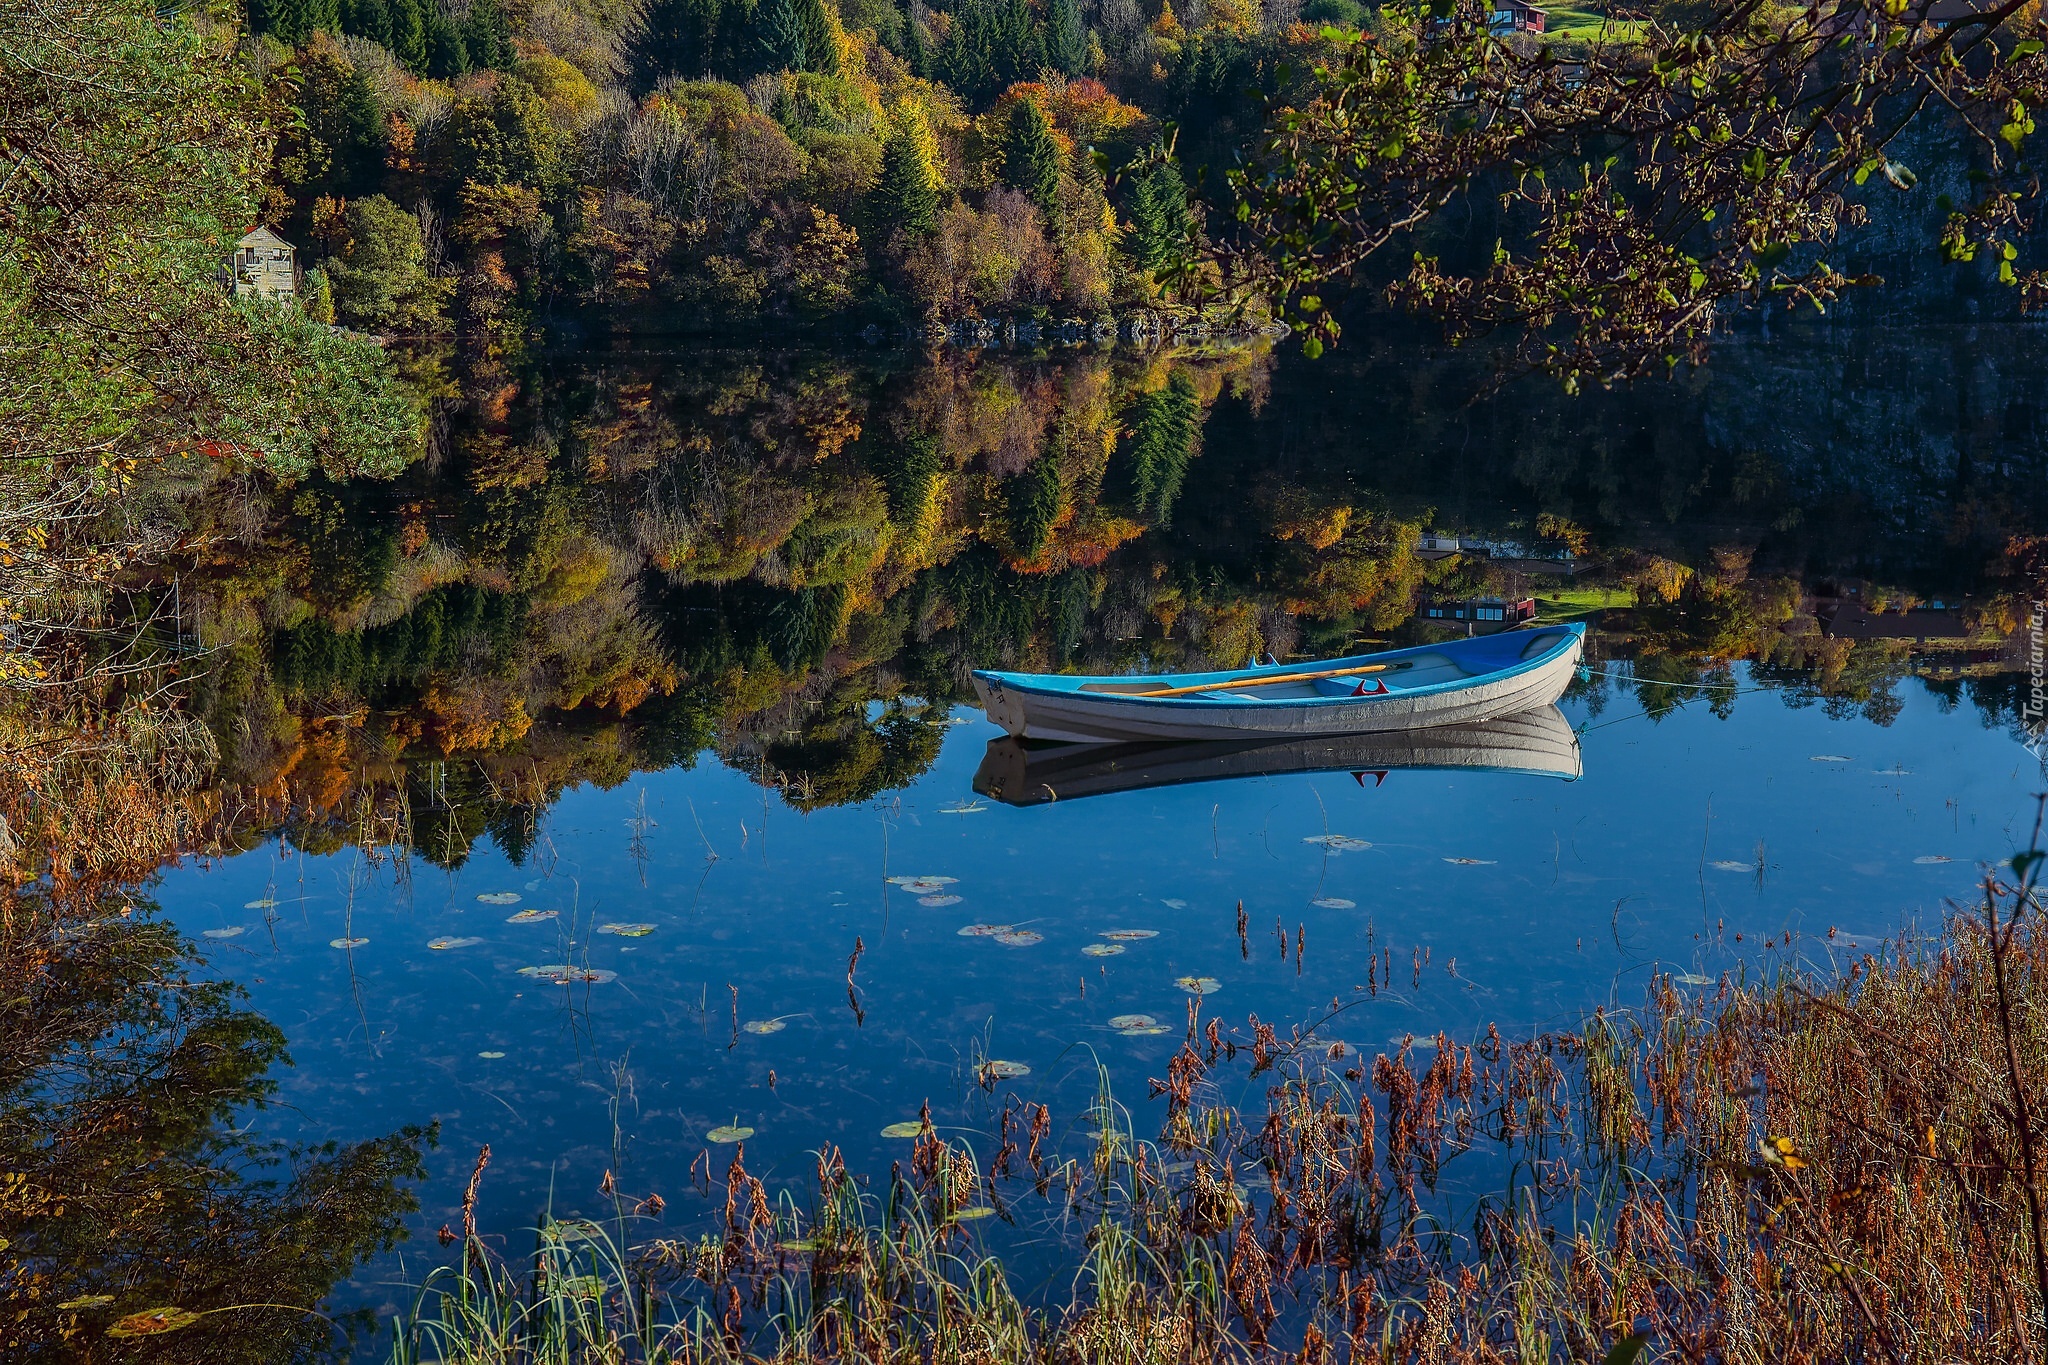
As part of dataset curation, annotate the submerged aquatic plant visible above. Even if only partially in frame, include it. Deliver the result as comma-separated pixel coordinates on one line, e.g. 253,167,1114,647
384,817,2048,1364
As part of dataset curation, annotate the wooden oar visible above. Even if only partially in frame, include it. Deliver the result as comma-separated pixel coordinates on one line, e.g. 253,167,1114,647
1120,661,1410,700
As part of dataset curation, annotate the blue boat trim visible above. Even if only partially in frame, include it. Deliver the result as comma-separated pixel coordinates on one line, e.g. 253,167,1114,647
973,623,1587,708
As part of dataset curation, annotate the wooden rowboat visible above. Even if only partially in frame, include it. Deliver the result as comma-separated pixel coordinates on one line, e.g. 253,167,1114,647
971,623,1586,743
970,705,1583,806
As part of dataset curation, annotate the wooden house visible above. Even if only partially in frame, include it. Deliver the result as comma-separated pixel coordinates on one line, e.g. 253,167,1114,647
1489,0,1546,33
227,226,297,303
1422,595,1538,634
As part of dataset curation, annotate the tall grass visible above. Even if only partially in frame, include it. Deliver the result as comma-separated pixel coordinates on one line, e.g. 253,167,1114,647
387,829,2048,1363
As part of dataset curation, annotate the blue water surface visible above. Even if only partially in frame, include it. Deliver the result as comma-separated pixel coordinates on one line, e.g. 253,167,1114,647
156,667,2037,1318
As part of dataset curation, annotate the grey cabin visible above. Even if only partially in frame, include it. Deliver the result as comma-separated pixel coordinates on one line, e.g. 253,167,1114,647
227,226,298,302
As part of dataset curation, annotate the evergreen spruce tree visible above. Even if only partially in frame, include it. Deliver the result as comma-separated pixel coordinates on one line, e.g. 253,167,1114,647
1000,98,1061,217
794,0,841,73
1121,371,1200,524
1005,455,1063,559
426,11,471,76
903,6,931,77
759,0,809,71
389,0,428,71
1126,156,1193,273
339,0,392,49
867,129,939,238
1045,0,1087,77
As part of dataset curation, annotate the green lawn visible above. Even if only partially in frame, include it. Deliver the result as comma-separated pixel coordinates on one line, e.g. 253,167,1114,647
1540,8,1646,41
1533,585,1633,619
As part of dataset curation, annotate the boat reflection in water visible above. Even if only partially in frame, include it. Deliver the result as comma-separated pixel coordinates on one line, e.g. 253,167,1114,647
971,706,1582,807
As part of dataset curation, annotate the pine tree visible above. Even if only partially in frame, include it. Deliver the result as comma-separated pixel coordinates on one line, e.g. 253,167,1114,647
1126,156,1193,273
903,6,931,77
794,0,841,74
1005,455,1063,559
867,127,939,238
1000,98,1061,217
389,0,428,71
759,0,809,71
1121,371,1200,524
339,0,393,48
1045,0,1087,77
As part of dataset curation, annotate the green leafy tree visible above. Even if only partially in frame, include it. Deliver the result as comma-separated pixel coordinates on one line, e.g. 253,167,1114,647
325,195,453,334
1125,154,1193,274
0,1,419,482
445,76,566,192
1000,96,1062,216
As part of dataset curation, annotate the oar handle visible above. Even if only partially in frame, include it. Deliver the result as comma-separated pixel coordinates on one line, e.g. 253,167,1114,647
1134,661,1408,699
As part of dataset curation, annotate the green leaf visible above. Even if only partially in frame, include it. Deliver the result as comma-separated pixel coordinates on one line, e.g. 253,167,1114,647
1301,335,1325,360
1603,1333,1650,1365
2013,39,2044,58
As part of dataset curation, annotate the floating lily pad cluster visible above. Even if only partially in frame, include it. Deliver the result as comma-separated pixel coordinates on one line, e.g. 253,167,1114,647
506,908,557,923
428,936,483,950
888,873,963,907
515,964,617,985
1303,834,1372,852
1109,1013,1172,1037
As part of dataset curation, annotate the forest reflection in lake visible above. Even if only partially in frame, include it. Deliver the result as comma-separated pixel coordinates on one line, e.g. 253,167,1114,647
36,319,2048,1345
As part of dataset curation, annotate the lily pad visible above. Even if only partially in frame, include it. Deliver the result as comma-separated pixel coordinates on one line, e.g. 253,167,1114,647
903,880,953,895
981,1060,1030,1079
57,1294,116,1310
506,908,558,923
742,1019,787,1035
477,892,522,905
1674,974,1714,987
1118,1024,1173,1036
1809,754,1855,763
547,968,617,985
1310,897,1356,909
948,1205,996,1221
1108,1014,1159,1030
1303,835,1372,851
1709,860,1750,871
777,1238,823,1252
1175,975,1222,996
243,898,276,910
202,926,244,939
1161,898,1188,909
478,1050,506,1058
107,1306,202,1338
958,924,1012,937
992,930,1043,947
918,894,963,907
1443,858,1496,866
428,936,484,950
887,875,957,887
1082,943,1125,957
516,964,575,978
1912,855,1953,865
706,1124,754,1144
1100,929,1159,941
880,1121,926,1138
329,937,369,949
598,922,657,936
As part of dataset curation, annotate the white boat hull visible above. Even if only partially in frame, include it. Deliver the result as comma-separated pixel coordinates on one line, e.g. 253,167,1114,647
972,630,1585,742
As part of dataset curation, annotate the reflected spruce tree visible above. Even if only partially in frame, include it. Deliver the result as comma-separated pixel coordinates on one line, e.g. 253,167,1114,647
0,881,429,1360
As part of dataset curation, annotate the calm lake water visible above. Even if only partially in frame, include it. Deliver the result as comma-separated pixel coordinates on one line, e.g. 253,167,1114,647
144,322,2046,1329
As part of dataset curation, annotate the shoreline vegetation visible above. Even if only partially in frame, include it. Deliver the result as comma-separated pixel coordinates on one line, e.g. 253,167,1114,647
9,0,2048,1358
369,836,2048,1363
